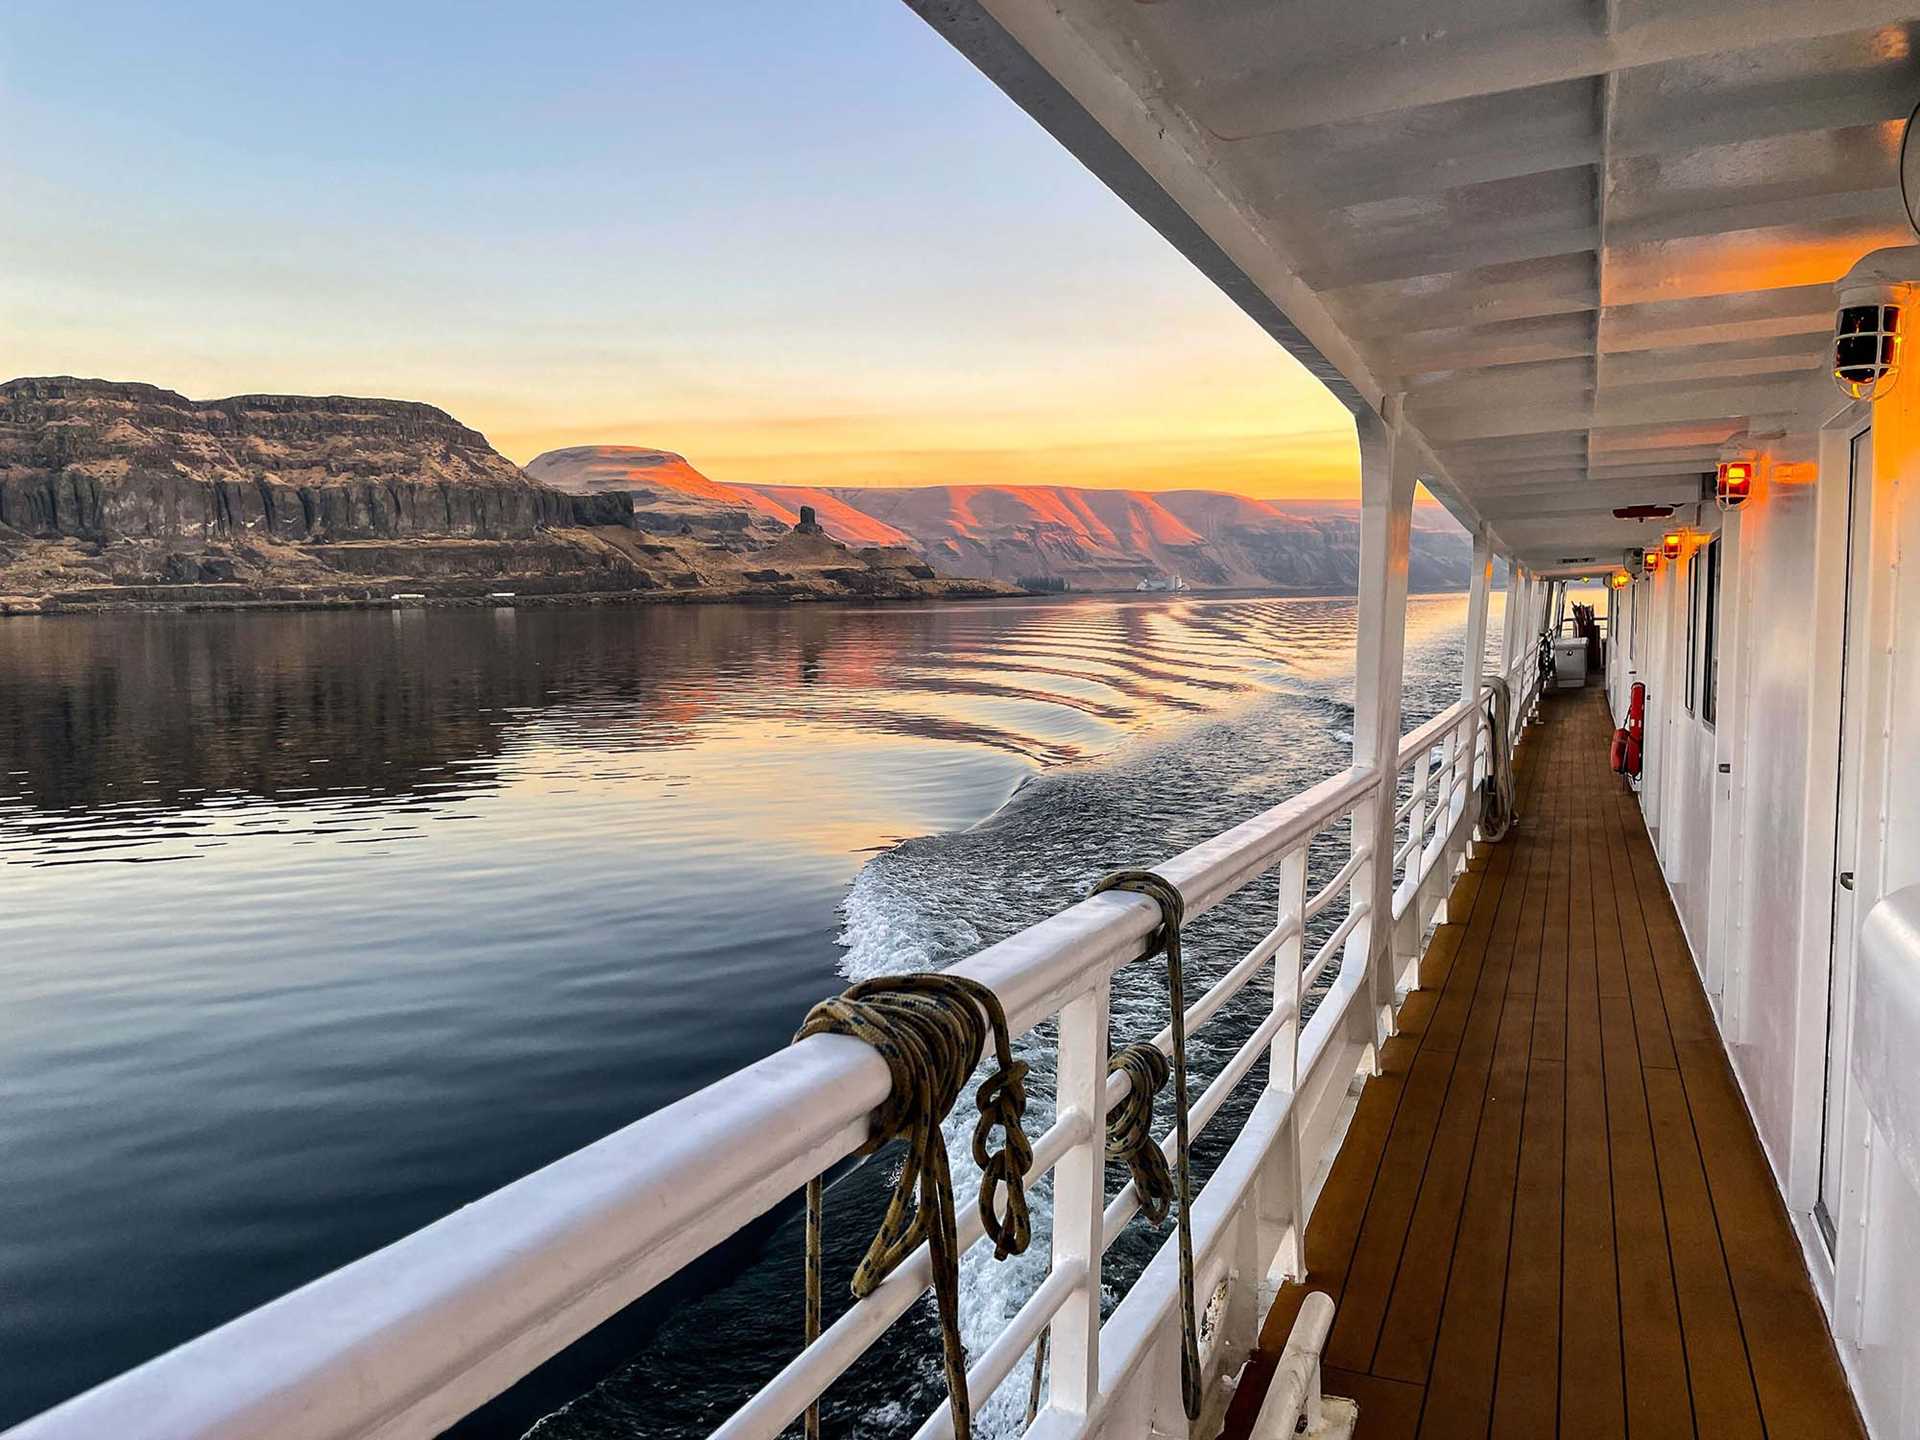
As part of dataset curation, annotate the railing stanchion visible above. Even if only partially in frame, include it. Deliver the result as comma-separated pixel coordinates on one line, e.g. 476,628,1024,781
1262,846,1310,1282
1394,747,1430,984
1045,975,1111,1418
1342,798,1381,1073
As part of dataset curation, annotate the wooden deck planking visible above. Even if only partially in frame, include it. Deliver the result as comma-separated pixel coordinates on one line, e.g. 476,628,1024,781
1367,731,1557,1386
1222,689,1865,1440
1558,715,1626,1440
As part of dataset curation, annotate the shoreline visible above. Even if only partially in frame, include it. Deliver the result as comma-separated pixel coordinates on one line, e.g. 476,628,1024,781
0,581,1017,617
1,579,1480,618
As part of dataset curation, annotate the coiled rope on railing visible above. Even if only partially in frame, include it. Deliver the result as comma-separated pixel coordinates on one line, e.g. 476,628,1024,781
1105,1041,1175,1219
1478,675,1516,843
795,972,1033,1440
1024,1037,1175,1424
1090,869,1203,1423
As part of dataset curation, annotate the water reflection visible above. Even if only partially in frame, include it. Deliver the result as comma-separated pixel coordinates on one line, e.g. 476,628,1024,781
0,592,1499,1435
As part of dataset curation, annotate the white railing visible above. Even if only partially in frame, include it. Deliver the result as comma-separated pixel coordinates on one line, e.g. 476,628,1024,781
1510,637,1546,747
6,671,1545,1440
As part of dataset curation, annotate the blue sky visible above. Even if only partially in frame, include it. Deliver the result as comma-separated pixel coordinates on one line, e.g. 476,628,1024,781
0,1,1357,493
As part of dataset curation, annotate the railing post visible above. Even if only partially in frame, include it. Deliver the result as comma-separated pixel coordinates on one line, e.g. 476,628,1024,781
1452,530,1494,877
1462,529,1493,708
1348,407,1418,1055
1046,977,1111,1419
1394,747,1429,986
1501,564,1521,676
1262,846,1310,1284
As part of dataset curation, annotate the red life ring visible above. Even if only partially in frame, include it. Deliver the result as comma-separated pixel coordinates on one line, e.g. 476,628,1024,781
1611,682,1646,777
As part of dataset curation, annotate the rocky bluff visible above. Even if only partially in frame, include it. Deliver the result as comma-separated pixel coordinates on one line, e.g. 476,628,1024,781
0,377,573,542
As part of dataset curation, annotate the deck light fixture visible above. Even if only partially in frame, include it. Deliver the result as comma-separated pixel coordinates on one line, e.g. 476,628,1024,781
1662,531,1684,559
1609,571,1631,590
1834,298,1902,400
1645,551,1665,575
1833,245,1920,402
1716,460,1753,511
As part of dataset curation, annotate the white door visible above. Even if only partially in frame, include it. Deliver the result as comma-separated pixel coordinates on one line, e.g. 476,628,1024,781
1817,425,1874,1248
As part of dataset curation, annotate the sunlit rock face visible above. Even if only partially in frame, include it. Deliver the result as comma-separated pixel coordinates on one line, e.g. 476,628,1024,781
528,446,1478,591
0,377,570,541
526,446,784,539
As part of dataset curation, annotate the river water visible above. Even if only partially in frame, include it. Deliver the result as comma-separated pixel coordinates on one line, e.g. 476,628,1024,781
0,592,1502,1436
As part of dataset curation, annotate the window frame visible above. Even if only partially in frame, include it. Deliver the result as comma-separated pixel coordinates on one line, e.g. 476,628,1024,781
1685,549,1701,715
1700,536,1721,727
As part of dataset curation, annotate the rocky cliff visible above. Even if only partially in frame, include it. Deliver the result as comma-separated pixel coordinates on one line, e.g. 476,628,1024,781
525,447,916,548
0,378,1480,610
0,377,570,542
525,445,780,538
0,380,1016,612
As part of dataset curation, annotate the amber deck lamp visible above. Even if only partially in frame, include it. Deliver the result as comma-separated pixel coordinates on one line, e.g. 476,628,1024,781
1716,461,1752,511
1609,571,1631,590
1662,530,1684,559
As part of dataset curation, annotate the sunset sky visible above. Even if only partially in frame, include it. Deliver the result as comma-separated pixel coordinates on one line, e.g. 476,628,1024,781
0,1,1359,497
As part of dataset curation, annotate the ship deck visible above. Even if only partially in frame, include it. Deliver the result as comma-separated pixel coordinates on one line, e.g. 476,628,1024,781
1223,687,1864,1440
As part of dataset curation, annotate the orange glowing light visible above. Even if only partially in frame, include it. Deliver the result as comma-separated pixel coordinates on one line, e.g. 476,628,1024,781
1717,460,1752,511
1662,531,1684,558
1609,571,1631,590
1645,551,1665,574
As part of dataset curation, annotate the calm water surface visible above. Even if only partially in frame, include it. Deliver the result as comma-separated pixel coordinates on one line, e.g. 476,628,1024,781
0,593,1502,1435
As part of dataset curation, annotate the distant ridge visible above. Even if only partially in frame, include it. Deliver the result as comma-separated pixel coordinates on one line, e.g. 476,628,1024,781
0,376,1477,603
528,445,1474,591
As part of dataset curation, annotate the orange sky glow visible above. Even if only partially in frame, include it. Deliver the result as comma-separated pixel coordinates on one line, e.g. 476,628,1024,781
2,2,1371,502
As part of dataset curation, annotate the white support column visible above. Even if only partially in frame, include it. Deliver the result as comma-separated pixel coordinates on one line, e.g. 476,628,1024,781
1501,564,1523,675
1447,530,1495,886
1462,530,1493,707
1347,409,1418,1054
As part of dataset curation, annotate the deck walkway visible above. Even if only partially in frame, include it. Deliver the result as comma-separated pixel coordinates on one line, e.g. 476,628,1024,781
1221,688,1864,1440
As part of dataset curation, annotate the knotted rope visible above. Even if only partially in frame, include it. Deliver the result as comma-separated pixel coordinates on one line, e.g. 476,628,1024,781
795,972,1032,1440
1025,1038,1175,1423
1105,1041,1174,1221
1090,869,1202,1422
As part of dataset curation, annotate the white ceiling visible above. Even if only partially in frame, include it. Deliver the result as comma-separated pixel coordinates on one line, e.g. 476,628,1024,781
915,0,1920,569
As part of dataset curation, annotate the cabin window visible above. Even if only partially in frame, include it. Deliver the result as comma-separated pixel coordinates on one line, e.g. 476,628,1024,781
1700,537,1721,726
1686,554,1700,715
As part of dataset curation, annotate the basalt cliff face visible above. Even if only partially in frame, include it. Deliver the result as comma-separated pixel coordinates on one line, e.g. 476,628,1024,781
0,380,1013,612
0,377,569,542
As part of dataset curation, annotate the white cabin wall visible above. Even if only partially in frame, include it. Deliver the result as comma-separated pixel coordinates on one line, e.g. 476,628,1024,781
1668,526,1719,972
1872,363,1920,917
1636,394,1920,1440
1834,361,1920,1440
1639,567,1669,840
1717,439,1823,1170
